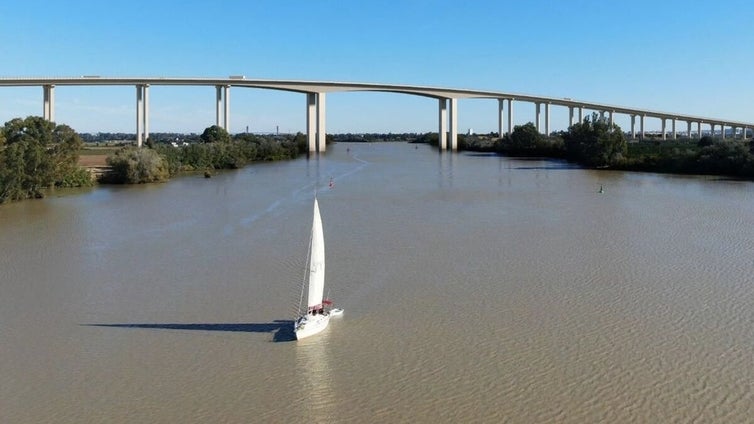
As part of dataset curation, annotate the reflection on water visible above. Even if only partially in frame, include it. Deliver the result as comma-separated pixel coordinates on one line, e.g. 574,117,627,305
295,328,336,422
2,142,754,423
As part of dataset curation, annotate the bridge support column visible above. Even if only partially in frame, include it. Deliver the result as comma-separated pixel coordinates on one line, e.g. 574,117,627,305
449,98,458,151
224,85,231,132
640,114,645,139
745,127,749,140
43,84,55,122
578,107,583,124
721,123,726,139
498,99,505,138
672,118,676,139
507,99,514,135
698,122,703,139
136,85,143,147
687,121,692,138
535,103,541,133
545,103,550,135
631,115,636,139
661,118,667,140
216,86,223,127
438,98,447,150
317,93,326,152
306,93,317,152
134,84,150,147
568,106,574,127
304,92,327,153
143,84,150,144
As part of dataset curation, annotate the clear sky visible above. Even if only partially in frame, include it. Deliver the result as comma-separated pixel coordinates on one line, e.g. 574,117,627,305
1,0,752,134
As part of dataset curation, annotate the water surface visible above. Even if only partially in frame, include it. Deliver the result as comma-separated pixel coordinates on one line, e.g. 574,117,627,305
2,142,754,422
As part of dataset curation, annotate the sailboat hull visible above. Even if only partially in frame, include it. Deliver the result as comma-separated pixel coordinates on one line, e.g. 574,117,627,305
294,313,330,340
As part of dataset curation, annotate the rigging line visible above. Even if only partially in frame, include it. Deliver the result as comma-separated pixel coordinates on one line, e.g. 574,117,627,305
297,214,314,315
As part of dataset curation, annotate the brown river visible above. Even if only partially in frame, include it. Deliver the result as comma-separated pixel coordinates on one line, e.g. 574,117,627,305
2,142,754,423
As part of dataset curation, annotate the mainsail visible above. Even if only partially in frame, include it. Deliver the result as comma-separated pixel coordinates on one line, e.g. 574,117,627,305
306,198,325,310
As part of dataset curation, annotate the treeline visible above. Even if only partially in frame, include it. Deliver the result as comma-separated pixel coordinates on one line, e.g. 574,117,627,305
102,126,308,184
454,113,754,179
0,117,310,203
0,116,94,203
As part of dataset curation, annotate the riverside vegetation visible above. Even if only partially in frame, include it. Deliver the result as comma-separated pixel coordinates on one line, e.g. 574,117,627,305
452,113,754,179
101,125,307,184
0,118,307,203
0,116,94,203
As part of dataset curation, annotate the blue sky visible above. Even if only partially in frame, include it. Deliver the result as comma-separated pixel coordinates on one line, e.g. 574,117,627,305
1,0,752,134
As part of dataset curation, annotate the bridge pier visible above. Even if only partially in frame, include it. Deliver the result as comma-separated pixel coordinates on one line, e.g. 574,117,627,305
640,114,646,139
545,103,551,135
672,119,676,139
144,84,150,143
135,84,150,147
507,99,514,135
661,118,667,140
436,98,458,151
687,121,692,138
43,84,55,122
136,85,143,147
438,99,447,150
306,93,316,152
224,85,230,131
305,93,326,153
317,93,326,152
631,115,636,139
498,99,505,138
215,85,231,131
535,103,541,133
449,98,457,150
216,86,223,127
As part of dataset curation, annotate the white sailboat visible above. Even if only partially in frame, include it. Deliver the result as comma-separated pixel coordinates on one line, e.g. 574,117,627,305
294,198,340,340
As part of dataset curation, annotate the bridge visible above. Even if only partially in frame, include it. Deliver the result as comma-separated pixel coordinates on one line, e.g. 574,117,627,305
1,76,752,152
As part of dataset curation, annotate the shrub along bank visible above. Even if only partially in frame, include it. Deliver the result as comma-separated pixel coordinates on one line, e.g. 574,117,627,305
101,127,308,184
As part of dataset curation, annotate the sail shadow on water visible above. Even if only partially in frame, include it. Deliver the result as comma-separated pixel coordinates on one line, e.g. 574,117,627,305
83,320,297,342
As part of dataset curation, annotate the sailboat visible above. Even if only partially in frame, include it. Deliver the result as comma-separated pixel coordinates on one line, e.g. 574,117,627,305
294,198,341,340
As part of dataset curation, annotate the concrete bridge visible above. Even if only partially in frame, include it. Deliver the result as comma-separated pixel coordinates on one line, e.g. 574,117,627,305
1,76,752,152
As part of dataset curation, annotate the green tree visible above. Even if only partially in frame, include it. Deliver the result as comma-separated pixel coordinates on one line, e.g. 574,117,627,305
291,132,307,153
563,113,627,167
698,135,715,147
499,122,541,152
200,125,231,144
0,116,87,203
696,140,754,177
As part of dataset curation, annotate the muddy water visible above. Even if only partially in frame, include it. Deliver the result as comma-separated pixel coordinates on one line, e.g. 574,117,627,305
2,142,754,423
